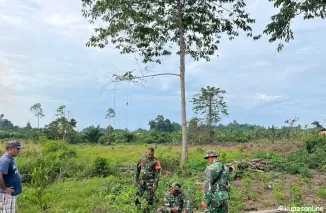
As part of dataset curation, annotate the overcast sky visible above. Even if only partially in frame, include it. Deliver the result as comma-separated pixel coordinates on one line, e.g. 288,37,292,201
1,0,326,131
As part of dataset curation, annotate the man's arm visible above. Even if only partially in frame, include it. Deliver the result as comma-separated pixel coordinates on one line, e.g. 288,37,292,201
0,173,7,191
134,159,141,183
182,193,193,213
203,166,215,206
153,160,161,188
163,193,170,207
0,159,13,194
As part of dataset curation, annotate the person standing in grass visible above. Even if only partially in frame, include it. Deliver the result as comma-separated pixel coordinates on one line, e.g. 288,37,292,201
157,182,193,213
0,140,23,213
202,150,231,213
134,147,161,212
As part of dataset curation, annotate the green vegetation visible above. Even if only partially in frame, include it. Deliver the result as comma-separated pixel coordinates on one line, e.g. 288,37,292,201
1,132,322,212
0,110,321,146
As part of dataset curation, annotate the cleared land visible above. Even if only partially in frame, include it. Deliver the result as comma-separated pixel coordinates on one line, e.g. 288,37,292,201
0,140,324,213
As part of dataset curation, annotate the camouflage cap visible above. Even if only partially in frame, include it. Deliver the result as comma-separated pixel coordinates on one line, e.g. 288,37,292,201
170,182,182,191
204,150,218,159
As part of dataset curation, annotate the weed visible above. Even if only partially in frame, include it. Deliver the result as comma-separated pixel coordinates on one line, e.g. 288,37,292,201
316,187,326,199
290,184,303,205
273,184,285,205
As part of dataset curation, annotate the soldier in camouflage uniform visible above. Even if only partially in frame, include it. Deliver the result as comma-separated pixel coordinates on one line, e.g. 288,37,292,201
202,150,231,213
134,147,161,211
157,182,193,213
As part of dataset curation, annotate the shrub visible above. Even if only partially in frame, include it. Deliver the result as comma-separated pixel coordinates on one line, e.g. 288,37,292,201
39,136,47,145
98,134,115,145
29,165,50,211
91,157,112,177
235,137,249,143
304,134,326,154
44,140,67,153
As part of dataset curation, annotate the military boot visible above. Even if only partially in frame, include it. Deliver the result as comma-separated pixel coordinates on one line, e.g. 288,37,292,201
142,207,150,213
134,197,141,210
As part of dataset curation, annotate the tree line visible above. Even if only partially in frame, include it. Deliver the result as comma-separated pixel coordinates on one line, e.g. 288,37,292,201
0,85,325,144
0,109,323,145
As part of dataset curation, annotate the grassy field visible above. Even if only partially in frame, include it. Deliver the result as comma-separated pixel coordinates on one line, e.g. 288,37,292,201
1,140,325,213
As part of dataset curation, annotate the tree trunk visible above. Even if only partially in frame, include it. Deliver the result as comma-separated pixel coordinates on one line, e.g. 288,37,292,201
208,95,212,143
178,0,188,168
37,114,40,129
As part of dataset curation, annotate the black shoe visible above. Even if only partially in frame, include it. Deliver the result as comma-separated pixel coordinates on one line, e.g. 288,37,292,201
135,198,141,210
142,207,150,213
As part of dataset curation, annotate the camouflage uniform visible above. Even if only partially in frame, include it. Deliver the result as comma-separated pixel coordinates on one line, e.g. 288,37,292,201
203,151,231,213
135,155,161,206
157,183,193,213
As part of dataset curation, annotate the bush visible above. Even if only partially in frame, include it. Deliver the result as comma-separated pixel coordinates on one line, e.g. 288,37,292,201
159,153,181,174
39,136,47,145
98,134,115,145
304,134,326,153
91,157,112,177
44,140,68,152
235,137,249,143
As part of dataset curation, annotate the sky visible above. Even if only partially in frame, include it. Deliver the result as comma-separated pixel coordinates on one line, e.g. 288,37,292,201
0,0,326,131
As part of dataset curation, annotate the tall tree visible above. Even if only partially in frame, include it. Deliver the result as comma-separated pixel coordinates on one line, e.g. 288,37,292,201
311,121,323,129
149,115,177,132
26,122,32,130
191,86,228,143
284,116,299,140
54,105,76,141
84,126,103,143
105,108,116,132
81,0,255,167
0,114,4,129
30,103,45,129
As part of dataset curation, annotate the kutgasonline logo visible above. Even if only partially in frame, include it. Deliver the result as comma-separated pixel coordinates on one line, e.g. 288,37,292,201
278,205,324,212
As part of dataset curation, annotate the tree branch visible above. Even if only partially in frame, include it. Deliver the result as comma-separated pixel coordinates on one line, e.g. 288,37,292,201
137,73,180,78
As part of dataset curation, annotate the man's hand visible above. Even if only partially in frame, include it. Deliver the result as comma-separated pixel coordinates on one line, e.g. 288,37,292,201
201,201,207,208
4,187,14,194
170,207,177,213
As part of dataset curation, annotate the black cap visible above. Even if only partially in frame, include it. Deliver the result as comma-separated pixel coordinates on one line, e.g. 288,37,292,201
6,140,23,149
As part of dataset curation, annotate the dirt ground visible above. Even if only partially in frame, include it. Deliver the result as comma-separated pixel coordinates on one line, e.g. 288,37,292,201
234,171,326,212
191,141,326,212
190,140,305,155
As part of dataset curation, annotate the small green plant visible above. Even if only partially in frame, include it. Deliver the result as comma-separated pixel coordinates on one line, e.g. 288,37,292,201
242,176,258,201
290,184,303,205
256,172,272,189
273,184,285,205
29,165,50,211
92,157,111,177
229,187,246,213
316,187,326,199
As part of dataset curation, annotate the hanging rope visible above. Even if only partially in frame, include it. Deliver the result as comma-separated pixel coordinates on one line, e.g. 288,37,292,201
113,83,117,129
125,96,128,129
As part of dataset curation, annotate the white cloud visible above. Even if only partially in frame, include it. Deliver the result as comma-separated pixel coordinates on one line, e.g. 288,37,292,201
255,93,284,102
44,14,83,26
